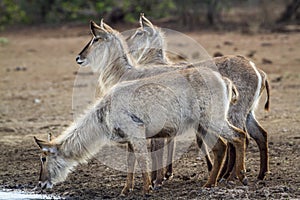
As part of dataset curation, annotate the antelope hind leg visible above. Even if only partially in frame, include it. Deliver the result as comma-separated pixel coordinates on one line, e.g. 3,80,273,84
203,137,227,187
246,112,269,180
219,143,236,181
229,124,248,185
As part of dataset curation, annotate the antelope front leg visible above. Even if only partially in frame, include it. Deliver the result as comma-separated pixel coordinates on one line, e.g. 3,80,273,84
197,125,213,173
165,137,175,180
131,139,152,196
151,139,157,184
151,138,165,190
121,143,136,196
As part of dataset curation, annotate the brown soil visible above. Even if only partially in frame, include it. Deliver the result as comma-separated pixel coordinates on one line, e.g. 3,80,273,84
0,25,299,199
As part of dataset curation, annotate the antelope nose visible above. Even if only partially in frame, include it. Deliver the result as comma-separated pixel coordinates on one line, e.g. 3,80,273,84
76,56,81,63
76,55,85,65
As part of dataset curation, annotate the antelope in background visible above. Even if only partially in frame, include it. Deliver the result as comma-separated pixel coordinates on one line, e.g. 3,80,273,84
126,14,270,185
34,20,249,197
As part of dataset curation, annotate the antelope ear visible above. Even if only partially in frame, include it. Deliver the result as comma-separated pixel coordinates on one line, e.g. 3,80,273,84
34,136,48,149
34,136,58,153
100,19,115,33
90,20,107,38
140,13,154,29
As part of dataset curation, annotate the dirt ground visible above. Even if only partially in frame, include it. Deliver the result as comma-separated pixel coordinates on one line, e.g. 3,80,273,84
0,24,299,199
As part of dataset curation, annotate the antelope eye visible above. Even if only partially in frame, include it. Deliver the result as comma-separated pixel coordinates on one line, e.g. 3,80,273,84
93,37,100,43
136,31,143,36
41,157,46,162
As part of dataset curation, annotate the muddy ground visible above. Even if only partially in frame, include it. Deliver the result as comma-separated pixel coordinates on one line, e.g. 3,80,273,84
0,24,299,199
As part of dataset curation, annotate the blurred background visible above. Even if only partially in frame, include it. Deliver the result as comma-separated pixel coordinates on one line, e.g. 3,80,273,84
0,0,299,32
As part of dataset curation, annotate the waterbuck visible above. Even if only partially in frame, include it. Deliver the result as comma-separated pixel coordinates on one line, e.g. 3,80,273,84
34,20,248,196
126,14,270,183
76,20,248,191
126,14,215,186
75,19,224,188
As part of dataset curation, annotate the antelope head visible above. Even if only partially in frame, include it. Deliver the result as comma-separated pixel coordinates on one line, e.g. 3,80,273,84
76,20,129,72
126,13,165,63
34,134,75,190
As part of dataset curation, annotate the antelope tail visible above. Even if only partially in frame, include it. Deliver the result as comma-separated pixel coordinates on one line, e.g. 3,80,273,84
264,78,270,111
231,83,239,104
223,77,239,104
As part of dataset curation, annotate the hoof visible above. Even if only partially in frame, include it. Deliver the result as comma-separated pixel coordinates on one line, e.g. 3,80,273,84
143,187,152,197
257,176,264,181
258,171,271,180
120,187,133,197
119,193,126,197
255,179,266,186
149,184,154,191
152,179,163,190
153,184,162,190
144,193,152,198
218,178,228,187
227,180,236,186
242,177,248,186
164,172,173,180
265,171,271,175
218,178,226,183
203,182,215,188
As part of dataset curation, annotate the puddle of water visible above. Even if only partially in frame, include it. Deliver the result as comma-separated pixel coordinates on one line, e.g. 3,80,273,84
0,190,61,200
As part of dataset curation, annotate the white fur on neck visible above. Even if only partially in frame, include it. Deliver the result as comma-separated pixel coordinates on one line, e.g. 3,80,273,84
90,33,134,95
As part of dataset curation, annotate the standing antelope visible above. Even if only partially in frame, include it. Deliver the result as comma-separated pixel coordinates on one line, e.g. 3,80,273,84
76,19,221,189
34,20,249,197
126,14,215,187
76,20,249,192
126,14,270,183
